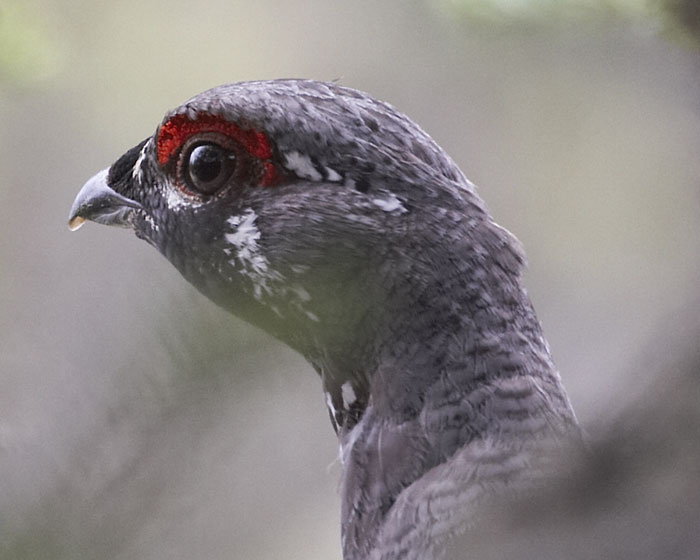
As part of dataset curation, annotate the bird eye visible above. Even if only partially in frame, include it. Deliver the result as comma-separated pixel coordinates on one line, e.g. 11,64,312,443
183,142,236,195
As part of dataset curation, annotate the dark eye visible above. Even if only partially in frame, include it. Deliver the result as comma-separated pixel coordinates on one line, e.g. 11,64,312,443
183,143,236,195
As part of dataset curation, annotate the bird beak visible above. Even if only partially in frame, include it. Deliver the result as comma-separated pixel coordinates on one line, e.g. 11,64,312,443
68,168,143,231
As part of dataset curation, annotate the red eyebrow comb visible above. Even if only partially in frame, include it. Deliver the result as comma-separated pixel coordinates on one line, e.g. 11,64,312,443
156,113,273,166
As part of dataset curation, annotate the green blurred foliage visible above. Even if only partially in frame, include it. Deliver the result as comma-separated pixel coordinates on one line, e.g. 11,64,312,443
439,0,700,45
439,0,653,24
0,1,64,86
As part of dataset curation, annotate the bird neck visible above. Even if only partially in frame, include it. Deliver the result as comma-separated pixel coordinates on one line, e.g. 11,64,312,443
304,222,579,559
306,215,574,435
319,262,574,439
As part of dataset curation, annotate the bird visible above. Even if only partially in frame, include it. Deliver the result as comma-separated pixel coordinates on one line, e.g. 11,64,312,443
68,79,580,560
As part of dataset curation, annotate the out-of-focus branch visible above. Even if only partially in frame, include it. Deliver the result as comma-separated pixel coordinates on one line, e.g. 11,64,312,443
661,0,700,44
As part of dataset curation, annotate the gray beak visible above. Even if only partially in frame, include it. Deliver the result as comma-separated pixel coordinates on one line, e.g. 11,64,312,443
68,169,142,231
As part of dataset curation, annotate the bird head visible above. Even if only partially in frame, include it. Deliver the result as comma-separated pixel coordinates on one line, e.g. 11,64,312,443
69,81,579,558
69,80,508,372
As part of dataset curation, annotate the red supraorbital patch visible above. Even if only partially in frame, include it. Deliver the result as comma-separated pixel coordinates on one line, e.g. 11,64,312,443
156,112,278,186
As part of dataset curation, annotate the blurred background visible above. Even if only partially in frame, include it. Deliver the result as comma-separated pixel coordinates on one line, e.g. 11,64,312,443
1,1,699,558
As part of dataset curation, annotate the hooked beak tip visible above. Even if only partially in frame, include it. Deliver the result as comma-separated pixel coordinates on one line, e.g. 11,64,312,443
68,168,142,231
68,216,86,231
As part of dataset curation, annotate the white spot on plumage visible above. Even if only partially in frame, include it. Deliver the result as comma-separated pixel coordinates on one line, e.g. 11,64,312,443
325,392,337,419
143,213,159,232
131,138,151,183
372,192,407,214
225,209,280,300
291,285,311,302
305,311,320,322
165,187,203,212
325,166,342,182
284,151,322,181
225,211,318,319
290,286,318,321
340,418,364,465
226,210,266,273
341,382,357,409
166,189,188,210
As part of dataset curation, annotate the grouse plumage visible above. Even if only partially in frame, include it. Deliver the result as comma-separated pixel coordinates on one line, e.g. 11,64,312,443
69,79,579,560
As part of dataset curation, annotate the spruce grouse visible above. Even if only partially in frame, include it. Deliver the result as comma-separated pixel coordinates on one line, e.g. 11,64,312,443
69,79,579,560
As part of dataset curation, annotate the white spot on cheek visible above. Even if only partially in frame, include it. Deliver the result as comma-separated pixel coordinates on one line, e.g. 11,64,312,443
225,209,280,300
341,382,357,409
284,151,322,181
372,192,407,214
226,211,265,271
166,189,186,210
224,211,318,320
166,188,202,212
